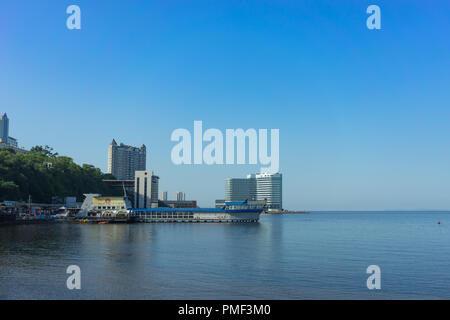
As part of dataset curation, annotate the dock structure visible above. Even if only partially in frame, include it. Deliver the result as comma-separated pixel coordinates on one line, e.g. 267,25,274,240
2,198,265,225
130,201,263,223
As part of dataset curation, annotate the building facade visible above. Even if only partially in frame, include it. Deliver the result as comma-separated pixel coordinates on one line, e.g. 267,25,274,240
0,113,18,147
108,139,146,180
160,191,168,201
174,192,185,201
134,171,159,209
254,173,282,210
225,173,282,211
0,112,27,153
225,178,256,202
0,113,9,144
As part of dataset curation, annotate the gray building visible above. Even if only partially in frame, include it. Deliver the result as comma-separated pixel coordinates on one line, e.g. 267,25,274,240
134,170,159,209
225,178,256,202
0,113,18,147
108,139,146,180
160,191,168,201
225,173,282,211
0,112,9,144
0,112,27,153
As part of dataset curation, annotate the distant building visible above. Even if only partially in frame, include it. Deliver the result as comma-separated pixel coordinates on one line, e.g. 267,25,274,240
225,173,282,211
253,173,282,210
0,141,27,153
134,170,159,209
0,112,10,145
64,197,78,208
107,139,146,180
51,196,78,208
225,178,256,202
0,113,27,153
160,191,168,201
174,192,185,201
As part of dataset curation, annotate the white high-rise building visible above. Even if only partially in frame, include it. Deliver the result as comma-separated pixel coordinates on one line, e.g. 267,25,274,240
160,191,168,201
108,139,146,180
134,170,159,209
225,173,282,210
254,173,282,210
174,192,185,201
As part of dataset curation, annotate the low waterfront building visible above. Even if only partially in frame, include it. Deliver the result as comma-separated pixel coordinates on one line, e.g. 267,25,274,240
77,194,132,221
51,196,80,209
91,196,129,210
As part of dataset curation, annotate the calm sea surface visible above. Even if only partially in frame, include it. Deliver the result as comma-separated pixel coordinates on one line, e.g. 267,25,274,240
1,212,450,299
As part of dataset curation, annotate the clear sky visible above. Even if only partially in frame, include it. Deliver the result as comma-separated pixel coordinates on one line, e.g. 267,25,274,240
1,0,449,210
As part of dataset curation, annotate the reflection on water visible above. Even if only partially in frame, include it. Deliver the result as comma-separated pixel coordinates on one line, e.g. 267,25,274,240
1,212,450,299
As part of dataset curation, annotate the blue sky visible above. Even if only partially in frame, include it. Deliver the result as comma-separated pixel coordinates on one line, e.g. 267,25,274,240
1,0,449,210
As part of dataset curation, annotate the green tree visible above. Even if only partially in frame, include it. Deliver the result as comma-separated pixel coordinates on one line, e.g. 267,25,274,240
0,146,117,202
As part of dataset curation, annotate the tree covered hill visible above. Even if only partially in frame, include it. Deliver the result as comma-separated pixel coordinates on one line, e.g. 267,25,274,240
0,146,117,203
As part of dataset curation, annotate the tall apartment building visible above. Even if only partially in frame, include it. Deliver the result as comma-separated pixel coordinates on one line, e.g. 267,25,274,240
225,173,282,210
134,170,159,209
108,139,146,180
160,191,168,201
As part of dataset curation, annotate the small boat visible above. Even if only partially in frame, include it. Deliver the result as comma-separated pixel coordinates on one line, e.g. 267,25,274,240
98,221,108,225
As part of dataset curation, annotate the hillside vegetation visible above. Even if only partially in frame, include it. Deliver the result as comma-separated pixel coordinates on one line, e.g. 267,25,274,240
0,146,117,203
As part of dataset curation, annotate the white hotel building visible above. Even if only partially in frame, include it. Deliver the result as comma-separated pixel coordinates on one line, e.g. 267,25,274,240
225,173,282,211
